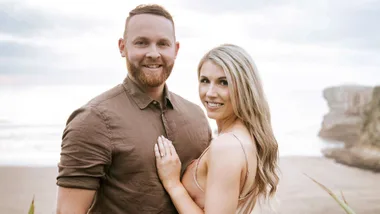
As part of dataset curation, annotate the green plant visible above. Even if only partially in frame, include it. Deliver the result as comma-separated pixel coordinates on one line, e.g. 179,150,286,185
304,174,356,214
28,196,34,214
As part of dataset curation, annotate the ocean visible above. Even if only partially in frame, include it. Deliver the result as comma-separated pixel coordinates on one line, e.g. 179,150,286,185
0,84,340,166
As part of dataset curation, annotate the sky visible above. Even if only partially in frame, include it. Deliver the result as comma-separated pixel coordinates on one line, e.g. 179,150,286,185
0,0,379,160
0,0,379,92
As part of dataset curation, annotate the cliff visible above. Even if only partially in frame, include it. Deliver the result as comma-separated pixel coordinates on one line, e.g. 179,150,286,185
318,85,373,145
322,86,380,172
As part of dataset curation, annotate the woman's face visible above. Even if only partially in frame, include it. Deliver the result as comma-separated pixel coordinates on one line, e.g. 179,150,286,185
198,60,234,121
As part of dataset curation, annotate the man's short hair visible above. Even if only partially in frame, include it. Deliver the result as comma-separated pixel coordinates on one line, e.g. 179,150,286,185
123,4,175,38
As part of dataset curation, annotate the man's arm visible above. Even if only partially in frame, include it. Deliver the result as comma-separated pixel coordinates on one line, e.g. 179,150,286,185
56,106,112,213
56,187,96,214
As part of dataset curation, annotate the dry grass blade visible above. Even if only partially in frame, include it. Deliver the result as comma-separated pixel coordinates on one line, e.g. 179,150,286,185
304,173,356,214
28,196,35,214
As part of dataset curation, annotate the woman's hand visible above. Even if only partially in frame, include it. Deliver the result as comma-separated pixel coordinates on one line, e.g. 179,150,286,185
154,136,182,190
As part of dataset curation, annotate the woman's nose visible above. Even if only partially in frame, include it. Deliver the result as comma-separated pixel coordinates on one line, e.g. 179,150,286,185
206,85,217,97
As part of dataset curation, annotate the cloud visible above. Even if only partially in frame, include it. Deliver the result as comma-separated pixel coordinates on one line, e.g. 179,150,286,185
0,0,378,86
0,41,53,58
0,40,62,77
317,1,380,50
0,1,112,38
180,0,285,14
0,1,124,83
180,0,380,50
242,1,380,50
0,2,50,36
0,64,125,85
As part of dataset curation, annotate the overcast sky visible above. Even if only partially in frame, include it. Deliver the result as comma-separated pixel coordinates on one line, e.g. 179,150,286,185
0,0,379,90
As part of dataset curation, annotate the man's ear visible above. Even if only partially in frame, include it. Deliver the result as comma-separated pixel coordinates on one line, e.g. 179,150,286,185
118,38,126,57
175,41,180,58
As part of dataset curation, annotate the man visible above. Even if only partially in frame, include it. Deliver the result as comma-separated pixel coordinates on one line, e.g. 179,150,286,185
56,4,211,214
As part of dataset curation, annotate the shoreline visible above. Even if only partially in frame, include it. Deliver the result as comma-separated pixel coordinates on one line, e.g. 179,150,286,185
1,156,379,214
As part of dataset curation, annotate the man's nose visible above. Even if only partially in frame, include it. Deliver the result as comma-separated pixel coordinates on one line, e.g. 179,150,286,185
146,45,160,59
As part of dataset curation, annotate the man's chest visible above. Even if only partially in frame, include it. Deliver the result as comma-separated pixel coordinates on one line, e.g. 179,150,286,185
107,109,209,174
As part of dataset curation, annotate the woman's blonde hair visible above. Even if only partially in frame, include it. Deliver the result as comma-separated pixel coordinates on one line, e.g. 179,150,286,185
198,44,279,200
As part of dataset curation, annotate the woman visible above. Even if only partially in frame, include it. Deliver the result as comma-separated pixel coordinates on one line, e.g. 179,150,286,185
154,44,279,213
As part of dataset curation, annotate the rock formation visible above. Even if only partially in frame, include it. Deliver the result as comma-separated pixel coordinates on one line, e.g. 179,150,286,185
318,85,373,146
322,86,380,172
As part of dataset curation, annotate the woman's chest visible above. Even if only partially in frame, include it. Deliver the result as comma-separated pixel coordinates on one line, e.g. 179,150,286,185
181,155,208,209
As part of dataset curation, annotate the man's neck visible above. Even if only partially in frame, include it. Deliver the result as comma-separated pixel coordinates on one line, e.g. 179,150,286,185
129,76,165,103
144,84,165,103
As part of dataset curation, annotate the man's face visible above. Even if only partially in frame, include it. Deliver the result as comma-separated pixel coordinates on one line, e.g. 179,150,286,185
119,14,179,88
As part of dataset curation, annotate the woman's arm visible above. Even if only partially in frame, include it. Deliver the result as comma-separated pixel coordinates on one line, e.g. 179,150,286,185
155,136,204,214
203,135,244,213
155,135,245,214
166,182,204,214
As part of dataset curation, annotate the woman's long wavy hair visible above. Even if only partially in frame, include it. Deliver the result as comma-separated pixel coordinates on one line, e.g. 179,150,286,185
197,44,279,200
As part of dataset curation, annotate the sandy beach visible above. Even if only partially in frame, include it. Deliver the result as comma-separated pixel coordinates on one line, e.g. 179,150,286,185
1,156,379,214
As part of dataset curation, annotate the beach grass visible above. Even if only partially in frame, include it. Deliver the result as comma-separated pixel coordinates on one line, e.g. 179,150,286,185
305,174,357,214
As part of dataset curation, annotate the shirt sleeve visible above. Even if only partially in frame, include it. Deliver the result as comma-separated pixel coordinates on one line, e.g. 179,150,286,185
56,105,112,190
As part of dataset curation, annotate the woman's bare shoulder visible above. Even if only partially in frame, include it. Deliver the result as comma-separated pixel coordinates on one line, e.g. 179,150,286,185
207,133,248,166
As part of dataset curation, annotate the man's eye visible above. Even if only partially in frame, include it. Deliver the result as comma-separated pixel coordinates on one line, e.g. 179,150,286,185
200,79,208,83
159,42,169,46
135,41,146,45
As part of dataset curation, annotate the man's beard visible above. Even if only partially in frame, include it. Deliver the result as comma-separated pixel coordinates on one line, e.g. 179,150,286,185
127,59,173,88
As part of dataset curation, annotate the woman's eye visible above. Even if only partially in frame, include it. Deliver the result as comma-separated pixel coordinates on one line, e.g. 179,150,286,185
200,79,208,83
220,80,228,86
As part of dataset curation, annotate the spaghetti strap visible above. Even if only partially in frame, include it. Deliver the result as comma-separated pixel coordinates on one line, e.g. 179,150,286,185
193,133,256,200
231,134,256,200
193,146,210,192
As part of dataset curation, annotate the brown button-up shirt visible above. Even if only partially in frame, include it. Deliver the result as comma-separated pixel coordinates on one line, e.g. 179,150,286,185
57,76,212,214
